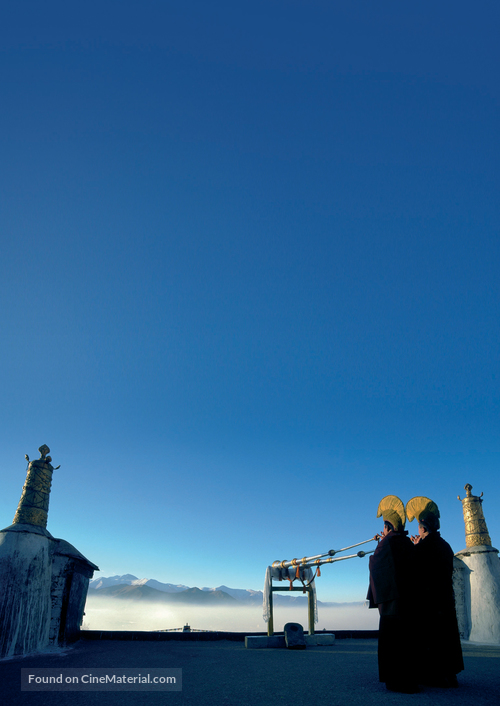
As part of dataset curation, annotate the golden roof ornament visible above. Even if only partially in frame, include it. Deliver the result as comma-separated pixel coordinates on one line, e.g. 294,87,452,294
376,495,406,531
457,483,492,548
12,445,60,529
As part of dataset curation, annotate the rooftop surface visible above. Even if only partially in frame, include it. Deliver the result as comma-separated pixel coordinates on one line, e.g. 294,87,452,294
1,637,499,706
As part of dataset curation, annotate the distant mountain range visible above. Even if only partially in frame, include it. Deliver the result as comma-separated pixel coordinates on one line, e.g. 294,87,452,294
88,574,279,605
88,575,365,607
90,584,237,604
90,575,191,593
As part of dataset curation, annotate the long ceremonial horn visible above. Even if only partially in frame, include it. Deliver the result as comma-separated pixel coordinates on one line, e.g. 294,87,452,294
271,538,376,570
301,549,374,570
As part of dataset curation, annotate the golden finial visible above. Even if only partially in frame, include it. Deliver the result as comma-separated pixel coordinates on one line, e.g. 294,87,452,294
12,445,59,528
458,483,491,547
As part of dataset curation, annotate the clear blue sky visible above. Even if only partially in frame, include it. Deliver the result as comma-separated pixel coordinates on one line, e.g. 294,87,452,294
1,2,499,602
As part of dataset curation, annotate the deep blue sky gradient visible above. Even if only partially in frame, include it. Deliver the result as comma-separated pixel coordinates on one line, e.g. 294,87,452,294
1,2,499,601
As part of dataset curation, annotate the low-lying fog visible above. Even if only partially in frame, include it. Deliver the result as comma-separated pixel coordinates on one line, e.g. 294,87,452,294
83,595,379,632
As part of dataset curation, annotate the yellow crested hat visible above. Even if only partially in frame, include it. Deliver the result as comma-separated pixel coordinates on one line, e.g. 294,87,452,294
376,495,406,531
405,496,440,531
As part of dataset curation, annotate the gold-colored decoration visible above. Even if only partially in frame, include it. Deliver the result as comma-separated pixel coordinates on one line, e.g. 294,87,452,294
376,495,406,530
12,445,58,529
406,496,440,529
458,483,492,547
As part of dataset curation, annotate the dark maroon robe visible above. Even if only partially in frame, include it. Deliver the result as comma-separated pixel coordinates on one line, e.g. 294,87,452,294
413,531,464,681
367,530,417,687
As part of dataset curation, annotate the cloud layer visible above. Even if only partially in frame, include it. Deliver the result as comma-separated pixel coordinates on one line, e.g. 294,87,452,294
84,594,379,632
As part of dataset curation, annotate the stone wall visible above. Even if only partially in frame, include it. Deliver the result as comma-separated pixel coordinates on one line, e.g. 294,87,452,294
49,552,95,645
454,545,500,644
0,526,98,658
0,528,54,659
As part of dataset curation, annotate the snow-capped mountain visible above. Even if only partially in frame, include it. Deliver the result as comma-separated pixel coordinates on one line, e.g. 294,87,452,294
88,576,363,607
201,585,263,603
89,575,189,593
90,576,263,604
89,574,320,605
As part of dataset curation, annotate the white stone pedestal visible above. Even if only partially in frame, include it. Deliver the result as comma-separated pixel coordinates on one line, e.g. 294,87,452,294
0,525,54,659
454,545,500,644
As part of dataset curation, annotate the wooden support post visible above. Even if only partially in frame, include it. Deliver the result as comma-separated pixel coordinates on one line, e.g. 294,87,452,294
267,588,274,636
307,587,315,635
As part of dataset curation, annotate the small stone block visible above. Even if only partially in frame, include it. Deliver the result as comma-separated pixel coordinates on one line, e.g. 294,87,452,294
244,635,286,649
284,622,306,650
245,636,269,649
306,633,336,646
268,635,286,648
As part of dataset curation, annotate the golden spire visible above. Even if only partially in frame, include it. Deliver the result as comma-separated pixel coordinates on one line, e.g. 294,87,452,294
12,445,59,529
457,483,492,547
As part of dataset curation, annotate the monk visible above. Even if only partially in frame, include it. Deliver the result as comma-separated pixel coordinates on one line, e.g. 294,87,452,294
407,496,464,687
367,495,418,693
